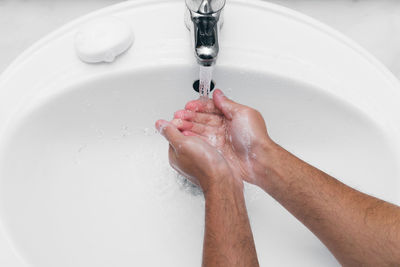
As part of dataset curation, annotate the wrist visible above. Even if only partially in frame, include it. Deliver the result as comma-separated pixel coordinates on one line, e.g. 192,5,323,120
251,137,281,186
203,172,244,199
205,184,244,206
257,136,276,156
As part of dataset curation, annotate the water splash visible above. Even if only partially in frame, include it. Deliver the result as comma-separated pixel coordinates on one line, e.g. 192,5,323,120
175,174,203,196
199,65,214,98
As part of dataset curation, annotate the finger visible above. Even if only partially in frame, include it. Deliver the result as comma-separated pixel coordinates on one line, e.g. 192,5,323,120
190,122,216,136
185,98,223,115
174,110,223,126
182,131,211,144
172,118,213,136
174,118,219,137
213,89,243,120
155,120,184,146
171,118,193,130
184,129,220,147
182,130,197,137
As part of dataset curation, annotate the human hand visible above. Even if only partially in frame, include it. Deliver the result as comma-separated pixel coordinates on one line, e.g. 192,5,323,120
155,119,242,194
172,89,274,186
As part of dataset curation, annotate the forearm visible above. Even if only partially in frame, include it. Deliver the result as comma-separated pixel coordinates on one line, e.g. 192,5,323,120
202,180,259,267
258,141,400,265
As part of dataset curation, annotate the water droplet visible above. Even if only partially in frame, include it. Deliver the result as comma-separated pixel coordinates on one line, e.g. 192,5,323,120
143,127,156,136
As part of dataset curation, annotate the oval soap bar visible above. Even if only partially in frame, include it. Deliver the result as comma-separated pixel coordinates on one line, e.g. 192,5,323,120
75,17,134,63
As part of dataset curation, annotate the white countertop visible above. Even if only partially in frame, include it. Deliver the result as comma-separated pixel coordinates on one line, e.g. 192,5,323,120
1,0,400,79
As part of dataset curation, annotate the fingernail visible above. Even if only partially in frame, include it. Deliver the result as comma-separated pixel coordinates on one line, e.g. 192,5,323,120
215,89,224,97
182,130,195,136
155,120,168,135
174,110,183,119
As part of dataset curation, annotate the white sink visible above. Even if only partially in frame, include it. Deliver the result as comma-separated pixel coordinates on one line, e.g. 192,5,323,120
0,0,400,266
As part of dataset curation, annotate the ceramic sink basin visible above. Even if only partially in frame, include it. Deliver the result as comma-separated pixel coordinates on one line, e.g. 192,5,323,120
0,0,400,266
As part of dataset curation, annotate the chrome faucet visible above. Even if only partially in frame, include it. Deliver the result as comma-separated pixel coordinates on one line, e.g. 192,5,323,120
185,0,225,66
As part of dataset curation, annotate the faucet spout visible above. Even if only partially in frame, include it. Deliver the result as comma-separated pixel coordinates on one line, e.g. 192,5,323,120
185,0,225,66
198,0,213,14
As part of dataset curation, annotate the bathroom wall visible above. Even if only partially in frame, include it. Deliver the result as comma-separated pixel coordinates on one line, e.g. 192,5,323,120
1,0,400,78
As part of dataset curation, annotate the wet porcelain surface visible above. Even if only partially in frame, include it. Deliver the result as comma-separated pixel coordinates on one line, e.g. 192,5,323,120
0,1,400,266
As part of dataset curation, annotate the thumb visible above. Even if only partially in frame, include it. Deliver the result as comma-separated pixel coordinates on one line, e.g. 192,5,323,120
155,119,183,147
212,89,241,120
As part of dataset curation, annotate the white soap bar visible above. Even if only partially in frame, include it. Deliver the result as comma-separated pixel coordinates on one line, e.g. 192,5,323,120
74,17,134,63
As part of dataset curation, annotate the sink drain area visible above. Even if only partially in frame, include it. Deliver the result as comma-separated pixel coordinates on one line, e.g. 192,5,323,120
192,80,215,93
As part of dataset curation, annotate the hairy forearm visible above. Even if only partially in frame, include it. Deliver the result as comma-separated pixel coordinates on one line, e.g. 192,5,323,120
202,180,259,267
258,141,400,266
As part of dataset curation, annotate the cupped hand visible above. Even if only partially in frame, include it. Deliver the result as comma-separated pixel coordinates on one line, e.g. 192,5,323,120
155,119,242,194
172,89,273,186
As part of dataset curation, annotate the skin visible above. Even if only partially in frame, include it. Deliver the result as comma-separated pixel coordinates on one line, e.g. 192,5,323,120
155,119,259,267
156,89,400,266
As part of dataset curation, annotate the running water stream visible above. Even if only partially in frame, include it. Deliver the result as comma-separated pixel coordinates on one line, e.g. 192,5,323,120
198,65,214,98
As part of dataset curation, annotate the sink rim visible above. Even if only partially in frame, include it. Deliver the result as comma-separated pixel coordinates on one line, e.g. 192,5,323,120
0,0,399,88
0,0,400,266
